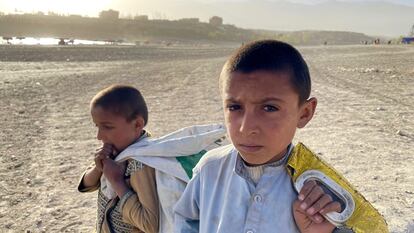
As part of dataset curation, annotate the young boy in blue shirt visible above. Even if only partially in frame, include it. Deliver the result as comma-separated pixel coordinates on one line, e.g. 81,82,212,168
174,40,349,233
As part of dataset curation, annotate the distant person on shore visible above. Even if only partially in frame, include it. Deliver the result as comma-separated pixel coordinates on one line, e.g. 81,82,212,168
78,85,158,233
174,40,387,233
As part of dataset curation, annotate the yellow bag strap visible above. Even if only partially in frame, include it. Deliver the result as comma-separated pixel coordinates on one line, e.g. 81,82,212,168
286,143,389,233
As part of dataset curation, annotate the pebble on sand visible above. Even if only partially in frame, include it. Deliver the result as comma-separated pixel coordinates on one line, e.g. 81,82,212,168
396,130,410,137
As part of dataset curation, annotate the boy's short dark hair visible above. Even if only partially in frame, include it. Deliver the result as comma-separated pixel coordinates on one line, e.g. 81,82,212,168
91,84,148,125
220,40,311,104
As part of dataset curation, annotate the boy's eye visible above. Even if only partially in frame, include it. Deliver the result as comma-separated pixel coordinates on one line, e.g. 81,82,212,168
103,125,114,130
95,124,114,130
227,104,241,111
263,105,279,112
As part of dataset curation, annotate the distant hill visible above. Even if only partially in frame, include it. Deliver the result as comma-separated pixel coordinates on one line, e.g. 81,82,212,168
251,29,374,45
0,13,374,45
107,0,414,37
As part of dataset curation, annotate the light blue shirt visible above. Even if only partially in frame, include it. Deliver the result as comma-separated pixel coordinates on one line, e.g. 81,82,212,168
174,144,300,233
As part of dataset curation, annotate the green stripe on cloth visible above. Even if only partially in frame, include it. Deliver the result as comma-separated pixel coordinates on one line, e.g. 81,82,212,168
176,150,207,178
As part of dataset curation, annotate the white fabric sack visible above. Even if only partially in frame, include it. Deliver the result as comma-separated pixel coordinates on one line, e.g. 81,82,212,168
99,123,227,233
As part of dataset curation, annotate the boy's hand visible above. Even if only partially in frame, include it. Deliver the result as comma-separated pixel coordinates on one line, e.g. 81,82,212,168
94,143,117,172
102,158,129,197
293,180,342,233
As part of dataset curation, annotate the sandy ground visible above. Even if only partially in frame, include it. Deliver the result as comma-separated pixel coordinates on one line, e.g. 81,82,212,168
0,43,413,233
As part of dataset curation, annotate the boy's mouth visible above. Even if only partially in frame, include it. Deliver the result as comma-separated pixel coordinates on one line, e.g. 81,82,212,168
237,144,263,153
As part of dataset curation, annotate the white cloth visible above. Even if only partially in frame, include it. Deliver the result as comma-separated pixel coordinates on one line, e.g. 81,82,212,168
99,123,227,233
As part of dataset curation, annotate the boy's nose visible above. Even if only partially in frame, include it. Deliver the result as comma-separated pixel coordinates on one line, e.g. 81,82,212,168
96,129,104,141
239,111,259,135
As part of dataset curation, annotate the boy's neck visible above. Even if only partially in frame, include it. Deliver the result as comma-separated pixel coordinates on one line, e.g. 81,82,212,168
242,144,292,167
117,130,147,155
133,130,147,143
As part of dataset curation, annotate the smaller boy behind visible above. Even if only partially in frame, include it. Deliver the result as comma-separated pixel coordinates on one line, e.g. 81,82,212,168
174,40,351,233
78,85,158,233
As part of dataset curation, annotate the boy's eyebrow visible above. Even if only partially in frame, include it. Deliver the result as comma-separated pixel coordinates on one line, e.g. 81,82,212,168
255,97,286,103
96,121,114,125
224,97,285,103
223,97,238,103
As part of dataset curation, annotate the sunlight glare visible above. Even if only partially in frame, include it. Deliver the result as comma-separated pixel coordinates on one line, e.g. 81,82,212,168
3,0,113,16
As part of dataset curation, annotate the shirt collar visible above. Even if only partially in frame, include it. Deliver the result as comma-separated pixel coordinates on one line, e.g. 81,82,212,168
234,143,294,180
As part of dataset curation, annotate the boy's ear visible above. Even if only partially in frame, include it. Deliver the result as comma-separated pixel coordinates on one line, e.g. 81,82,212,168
297,97,317,129
134,116,145,132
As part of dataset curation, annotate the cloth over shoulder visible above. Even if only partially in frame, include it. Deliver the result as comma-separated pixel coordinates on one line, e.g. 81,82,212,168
100,123,227,233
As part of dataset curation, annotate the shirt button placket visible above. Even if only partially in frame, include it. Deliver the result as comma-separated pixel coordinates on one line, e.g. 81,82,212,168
254,194,262,203
245,193,263,233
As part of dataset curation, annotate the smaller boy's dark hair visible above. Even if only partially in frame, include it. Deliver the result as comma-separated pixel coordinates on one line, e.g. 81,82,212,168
91,85,148,125
220,40,311,104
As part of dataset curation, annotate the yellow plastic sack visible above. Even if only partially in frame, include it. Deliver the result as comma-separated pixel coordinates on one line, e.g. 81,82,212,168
286,143,388,233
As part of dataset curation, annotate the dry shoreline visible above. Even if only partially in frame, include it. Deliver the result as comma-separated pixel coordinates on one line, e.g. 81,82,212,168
0,44,413,232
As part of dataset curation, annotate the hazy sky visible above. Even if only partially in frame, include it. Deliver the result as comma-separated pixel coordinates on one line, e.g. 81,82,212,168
1,0,414,36
287,0,414,5
2,0,414,15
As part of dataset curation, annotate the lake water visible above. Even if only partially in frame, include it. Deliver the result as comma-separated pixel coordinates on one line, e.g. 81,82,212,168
0,37,134,46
